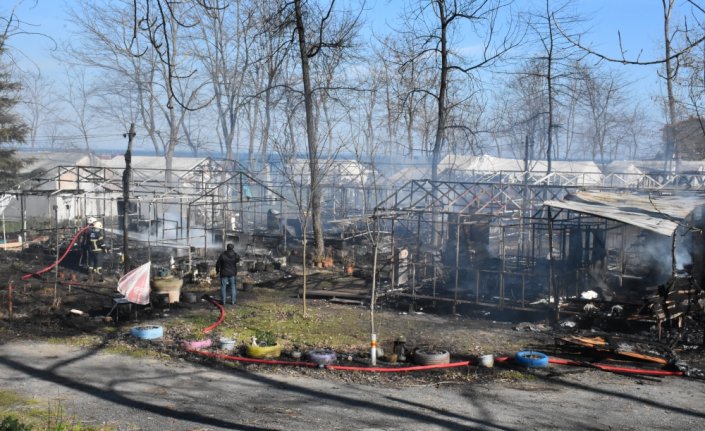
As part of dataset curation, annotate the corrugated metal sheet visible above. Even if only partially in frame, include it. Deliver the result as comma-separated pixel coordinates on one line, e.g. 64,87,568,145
544,198,680,235
544,190,705,236
573,190,705,219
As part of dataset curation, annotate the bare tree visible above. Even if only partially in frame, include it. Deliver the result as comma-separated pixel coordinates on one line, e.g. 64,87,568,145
195,0,253,161
556,0,705,165
19,67,53,150
267,0,360,259
575,63,628,163
379,34,437,159
69,0,209,182
524,0,586,172
493,59,549,160
62,67,95,152
394,0,518,185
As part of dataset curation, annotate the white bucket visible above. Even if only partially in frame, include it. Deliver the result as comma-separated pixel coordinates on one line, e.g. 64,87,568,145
219,338,236,351
479,354,494,368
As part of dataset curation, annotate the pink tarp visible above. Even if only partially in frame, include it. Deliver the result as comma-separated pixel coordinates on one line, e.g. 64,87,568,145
117,261,151,305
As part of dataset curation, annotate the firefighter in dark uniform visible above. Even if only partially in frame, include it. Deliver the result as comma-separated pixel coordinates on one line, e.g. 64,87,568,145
85,221,108,281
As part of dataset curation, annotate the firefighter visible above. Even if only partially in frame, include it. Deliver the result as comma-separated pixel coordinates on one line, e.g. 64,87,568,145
85,221,109,281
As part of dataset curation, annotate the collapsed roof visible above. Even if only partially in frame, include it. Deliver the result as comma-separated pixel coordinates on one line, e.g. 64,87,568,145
544,190,705,236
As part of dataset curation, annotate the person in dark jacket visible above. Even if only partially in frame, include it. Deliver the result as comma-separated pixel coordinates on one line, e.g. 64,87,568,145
215,243,240,305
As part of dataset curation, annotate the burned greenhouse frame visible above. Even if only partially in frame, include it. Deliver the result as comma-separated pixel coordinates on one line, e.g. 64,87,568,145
370,166,705,329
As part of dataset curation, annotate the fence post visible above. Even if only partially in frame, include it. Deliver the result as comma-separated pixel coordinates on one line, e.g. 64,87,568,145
8,281,13,320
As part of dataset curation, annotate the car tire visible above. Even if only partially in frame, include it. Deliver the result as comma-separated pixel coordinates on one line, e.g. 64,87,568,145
130,325,164,340
515,350,549,367
413,349,451,365
246,343,282,359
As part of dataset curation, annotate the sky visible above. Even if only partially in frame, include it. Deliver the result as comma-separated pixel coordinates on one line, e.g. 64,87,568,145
3,0,681,153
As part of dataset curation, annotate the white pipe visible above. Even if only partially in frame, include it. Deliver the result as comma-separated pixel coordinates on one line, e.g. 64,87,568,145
370,333,377,366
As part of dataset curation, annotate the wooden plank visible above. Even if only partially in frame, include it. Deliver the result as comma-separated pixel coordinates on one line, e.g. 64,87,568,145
560,336,607,347
615,350,669,365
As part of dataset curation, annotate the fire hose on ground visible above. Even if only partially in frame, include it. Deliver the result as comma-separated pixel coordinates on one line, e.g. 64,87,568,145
21,225,91,281
180,295,685,376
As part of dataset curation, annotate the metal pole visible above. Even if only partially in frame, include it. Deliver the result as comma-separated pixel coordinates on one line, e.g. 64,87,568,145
53,205,60,299
20,194,25,251
454,220,460,314
148,201,152,263
548,207,558,323
187,203,192,270
122,123,135,274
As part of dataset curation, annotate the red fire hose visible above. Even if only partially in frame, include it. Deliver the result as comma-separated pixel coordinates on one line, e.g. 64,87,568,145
201,294,226,334
193,296,473,371
22,225,91,280
186,347,473,371
326,361,471,372
548,356,684,376
192,291,685,376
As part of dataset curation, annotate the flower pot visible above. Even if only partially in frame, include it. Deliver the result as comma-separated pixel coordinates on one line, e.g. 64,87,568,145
182,338,212,350
246,343,281,359
152,276,183,303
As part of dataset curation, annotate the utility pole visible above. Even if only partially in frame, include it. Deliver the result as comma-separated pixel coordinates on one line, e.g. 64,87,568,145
122,123,135,275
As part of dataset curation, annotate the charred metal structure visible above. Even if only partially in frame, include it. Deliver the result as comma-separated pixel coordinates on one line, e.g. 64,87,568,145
371,168,705,333
1,154,284,271
3,152,705,337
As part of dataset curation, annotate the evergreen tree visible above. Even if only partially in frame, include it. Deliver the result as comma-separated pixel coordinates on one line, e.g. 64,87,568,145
0,32,28,190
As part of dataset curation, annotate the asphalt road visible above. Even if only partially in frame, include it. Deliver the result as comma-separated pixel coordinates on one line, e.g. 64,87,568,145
1,340,704,430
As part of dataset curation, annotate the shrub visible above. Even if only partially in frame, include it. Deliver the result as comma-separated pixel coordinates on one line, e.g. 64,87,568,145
254,329,277,346
0,416,32,431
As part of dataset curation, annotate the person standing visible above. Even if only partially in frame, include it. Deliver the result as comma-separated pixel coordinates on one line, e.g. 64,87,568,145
85,221,108,281
215,243,240,305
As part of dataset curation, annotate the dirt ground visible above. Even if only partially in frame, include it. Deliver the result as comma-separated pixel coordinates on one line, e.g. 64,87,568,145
1,243,704,385
2,245,705,429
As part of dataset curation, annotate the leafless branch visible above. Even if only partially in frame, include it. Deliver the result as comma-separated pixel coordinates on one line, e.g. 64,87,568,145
555,14,705,66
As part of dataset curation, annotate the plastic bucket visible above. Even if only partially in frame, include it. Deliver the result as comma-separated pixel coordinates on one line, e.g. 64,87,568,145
479,354,494,368
219,338,236,351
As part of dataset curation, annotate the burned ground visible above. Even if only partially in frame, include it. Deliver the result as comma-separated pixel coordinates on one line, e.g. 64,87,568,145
2,244,704,387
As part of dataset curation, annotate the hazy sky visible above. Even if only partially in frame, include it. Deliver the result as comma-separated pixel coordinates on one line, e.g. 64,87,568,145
3,0,677,153
8,0,667,86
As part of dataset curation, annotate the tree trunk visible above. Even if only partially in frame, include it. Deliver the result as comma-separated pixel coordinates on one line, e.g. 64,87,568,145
663,0,678,170
430,0,448,247
294,0,324,257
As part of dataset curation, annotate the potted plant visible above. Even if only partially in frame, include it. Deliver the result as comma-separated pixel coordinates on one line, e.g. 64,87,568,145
246,330,281,358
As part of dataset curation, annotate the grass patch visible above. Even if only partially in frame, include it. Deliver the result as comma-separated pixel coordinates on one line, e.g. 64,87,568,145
170,292,372,351
495,369,537,381
0,390,33,412
0,390,113,430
